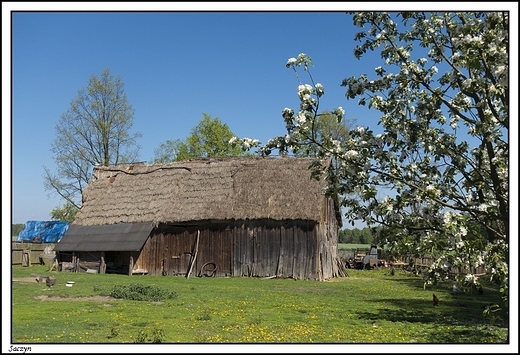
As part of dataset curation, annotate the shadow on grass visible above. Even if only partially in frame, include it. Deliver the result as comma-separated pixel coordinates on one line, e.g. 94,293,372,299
353,302,508,343
350,276,509,343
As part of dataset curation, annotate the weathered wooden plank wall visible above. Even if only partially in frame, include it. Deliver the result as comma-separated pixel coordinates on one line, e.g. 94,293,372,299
134,218,339,280
56,204,342,280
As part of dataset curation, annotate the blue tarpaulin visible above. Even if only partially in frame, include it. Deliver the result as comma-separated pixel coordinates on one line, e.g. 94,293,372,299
17,220,69,243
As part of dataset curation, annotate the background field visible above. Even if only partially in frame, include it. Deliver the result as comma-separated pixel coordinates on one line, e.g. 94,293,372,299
11,265,508,345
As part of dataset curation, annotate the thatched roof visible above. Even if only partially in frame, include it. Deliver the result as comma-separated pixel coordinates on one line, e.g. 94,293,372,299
72,156,335,226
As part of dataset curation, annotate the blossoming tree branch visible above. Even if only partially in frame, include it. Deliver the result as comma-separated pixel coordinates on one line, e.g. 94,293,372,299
230,12,509,303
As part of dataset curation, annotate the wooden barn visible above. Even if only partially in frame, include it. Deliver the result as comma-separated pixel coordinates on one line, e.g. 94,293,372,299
54,156,345,280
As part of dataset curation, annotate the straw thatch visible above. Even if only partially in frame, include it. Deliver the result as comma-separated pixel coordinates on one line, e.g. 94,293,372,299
73,156,334,226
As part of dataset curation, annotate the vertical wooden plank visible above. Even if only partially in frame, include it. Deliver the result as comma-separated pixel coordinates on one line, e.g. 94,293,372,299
243,223,252,277
257,223,265,276
156,232,161,274
246,224,251,277
310,222,318,280
222,224,232,277
281,223,290,278
100,254,106,274
277,224,284,277
279,223,284,277
316,224,323,281
291,224,296,279
268,221,275,277
251,223,257,277
181,229,188,275
297,223,306,280
248,224,254,277
172,228,179,276
310,222,319,280
265,222,271,277
228,224,233,277
233,222,239,276
250,224,256,277
186,230,200,279
22,250,29,267
270,221,278,277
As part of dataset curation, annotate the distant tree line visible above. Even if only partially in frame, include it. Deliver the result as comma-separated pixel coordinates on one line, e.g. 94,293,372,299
339,227,379,245
12,224,25,237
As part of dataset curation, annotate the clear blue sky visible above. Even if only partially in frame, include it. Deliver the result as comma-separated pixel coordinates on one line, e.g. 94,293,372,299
7,6,388,226
5,3,517,228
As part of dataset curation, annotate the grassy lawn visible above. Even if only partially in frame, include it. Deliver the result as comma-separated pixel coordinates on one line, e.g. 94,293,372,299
10,265,508,346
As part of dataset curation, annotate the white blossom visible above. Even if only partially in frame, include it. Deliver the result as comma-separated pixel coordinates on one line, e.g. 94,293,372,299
283,107,293,115
296,112,307,125
355,126,365,134
315,83,324,94
278,12,509,301
344,150,359,159
465,274,476,282
297,84,312,96
450,117,458,129
228,136,237,144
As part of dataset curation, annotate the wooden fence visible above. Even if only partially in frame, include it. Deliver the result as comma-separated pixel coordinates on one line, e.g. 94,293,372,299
12,242,57,267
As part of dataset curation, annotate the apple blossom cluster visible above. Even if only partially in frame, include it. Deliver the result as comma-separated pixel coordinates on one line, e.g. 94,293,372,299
232,12,508,303
228,136,260,151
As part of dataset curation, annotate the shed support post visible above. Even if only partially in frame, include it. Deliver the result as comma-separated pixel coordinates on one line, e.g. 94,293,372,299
22,250,30,267
186,230,200,279
129,256,134,276
100,253,106,274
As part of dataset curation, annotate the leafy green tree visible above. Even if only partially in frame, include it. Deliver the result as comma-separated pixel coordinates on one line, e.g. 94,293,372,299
154,113,245,162
338,229,345,243
343,229,359,244
290,110,354,157
50,201,78,222
233,12,509,303
43,68,142,214
153,138,187,163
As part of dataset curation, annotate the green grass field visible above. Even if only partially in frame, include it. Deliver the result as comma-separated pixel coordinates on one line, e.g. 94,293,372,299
10,265,508,345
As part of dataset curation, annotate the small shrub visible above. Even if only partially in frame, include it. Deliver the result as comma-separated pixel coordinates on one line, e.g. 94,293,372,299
150,328,165,343
133,327,164,343
108,283,177,302
134,329,147,343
